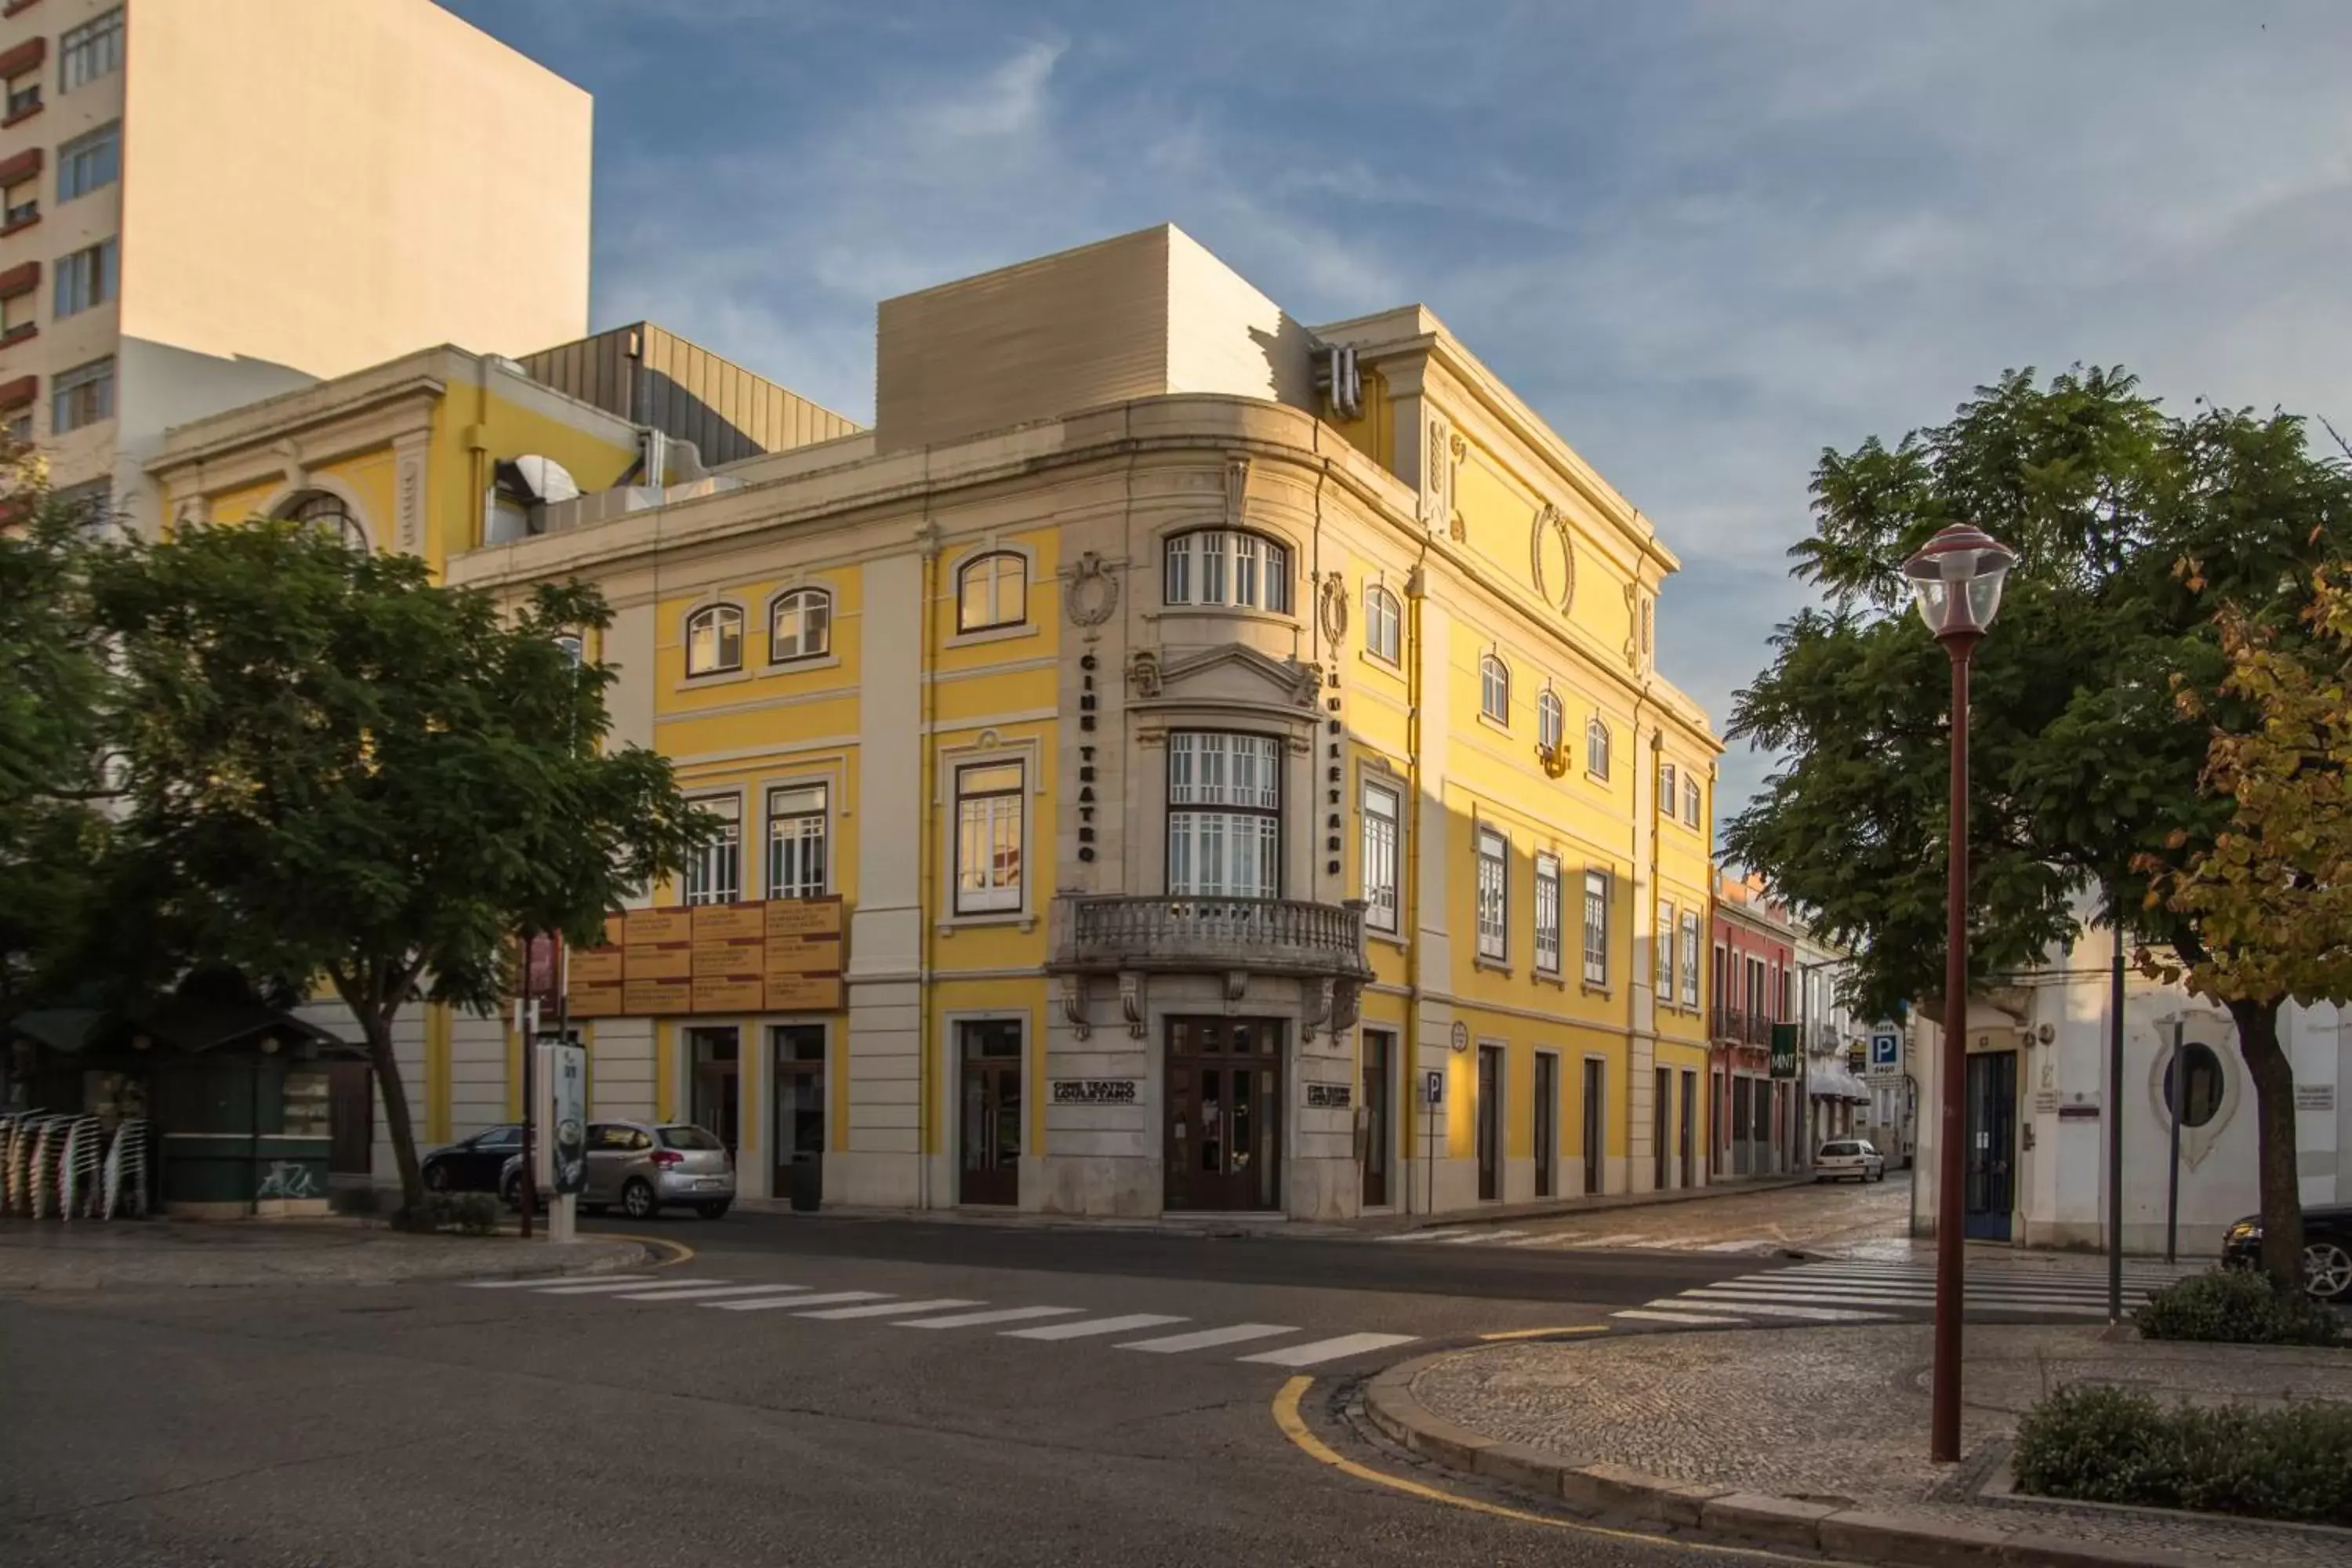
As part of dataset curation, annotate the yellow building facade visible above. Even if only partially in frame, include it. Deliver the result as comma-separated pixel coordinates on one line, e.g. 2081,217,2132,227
158,225,1720,1220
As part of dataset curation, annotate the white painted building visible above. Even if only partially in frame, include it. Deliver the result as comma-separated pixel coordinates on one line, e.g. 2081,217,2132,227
1913,893,2349,1255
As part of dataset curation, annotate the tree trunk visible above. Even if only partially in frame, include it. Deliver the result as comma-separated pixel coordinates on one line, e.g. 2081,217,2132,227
358,1004,427,1219
2225,996,2303,1292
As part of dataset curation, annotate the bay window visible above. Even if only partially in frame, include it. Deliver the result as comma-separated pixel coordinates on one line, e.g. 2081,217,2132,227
1163,528,1291,613
1167,731,1282,899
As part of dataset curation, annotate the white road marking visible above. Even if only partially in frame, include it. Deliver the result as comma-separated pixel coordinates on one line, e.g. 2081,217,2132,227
1001,1313,1189,1341
1650,1299,1894,1323
463,1274,656,1289
1237,1332,1418,1367
609,1283,808,1302
1686,1287,2109,1313
1612,1308,1750,1325
897,1305,1086,1330
532,1277,728,1295
797,1297,982,1320
1697,1240,1773,1253
1119,1323,1299,1354
1381,1228,1467,1243
709,1290,890,1312
1439,1229,1526,1244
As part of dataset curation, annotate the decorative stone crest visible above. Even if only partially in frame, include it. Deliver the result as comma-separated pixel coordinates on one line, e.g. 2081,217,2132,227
1224,456,1250,526
1530,503,1576,616
1065,550,1120,628
1126,648,1162,698
1317,571,1348,646
1623,581,1641,669
1290,659,1325,708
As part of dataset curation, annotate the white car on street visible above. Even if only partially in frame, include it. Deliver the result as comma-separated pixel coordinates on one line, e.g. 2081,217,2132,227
1813,1139,1886,1183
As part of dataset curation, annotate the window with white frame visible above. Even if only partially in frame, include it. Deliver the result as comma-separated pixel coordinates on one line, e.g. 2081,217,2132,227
956,550,1027,632
1479,655,1510,724
1679,912,1700,1007
1475,827,1508,961
60,9,124,94
1581,869,1610,985
1537,689,1563,754
1657,760,1678,817
766,783,829,898
1586,715,1610,779
1683,774,1702,827
954,761,1025,913
1167,731,1282,898
1534,853,1563,975
1656,898,1675,1000
685,604,742,676
683,797,741,906
1361,780,1400,933
1163,529,1291,613
50,356,111,433
53,238,116,318
1365,583,1401,664
768,587,831,662
57,122,119,203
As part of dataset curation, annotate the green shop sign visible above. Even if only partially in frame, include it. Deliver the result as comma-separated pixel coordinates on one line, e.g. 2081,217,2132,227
1769,1023,1800,1079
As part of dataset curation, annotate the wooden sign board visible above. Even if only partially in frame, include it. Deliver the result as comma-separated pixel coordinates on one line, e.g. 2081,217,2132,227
566,898,850,1017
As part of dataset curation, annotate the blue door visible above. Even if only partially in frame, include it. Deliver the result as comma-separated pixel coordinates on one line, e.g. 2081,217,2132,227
1963,1051,2016,1240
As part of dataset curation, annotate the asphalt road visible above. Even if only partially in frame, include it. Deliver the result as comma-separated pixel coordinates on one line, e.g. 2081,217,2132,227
1,1215,1813,1568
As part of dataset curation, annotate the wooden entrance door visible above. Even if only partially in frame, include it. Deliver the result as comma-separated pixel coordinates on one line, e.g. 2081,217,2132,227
1581,1058,1605,1196
958,1020,1022,1206
1164,1017,1282,1212
1360,1029,1393,1207
1964,1050,2017,1240
1679,1069,1697,1188
771,1024,826,1200
687,1026,740,1158
1475,1046,1502,1200
1653,1067,1671,1190
1533,1053,1559,1199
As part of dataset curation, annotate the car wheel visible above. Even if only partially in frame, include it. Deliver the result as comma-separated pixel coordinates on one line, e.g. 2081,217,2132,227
424,1163,452,1193
621,1178,658,1221
2304,1240,2352,1302
695,1200,731,1220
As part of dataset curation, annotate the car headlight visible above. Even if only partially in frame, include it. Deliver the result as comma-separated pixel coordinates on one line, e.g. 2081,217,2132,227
2227,1221,2259,1241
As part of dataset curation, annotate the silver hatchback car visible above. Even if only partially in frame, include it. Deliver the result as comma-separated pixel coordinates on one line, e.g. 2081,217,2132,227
1813,1138,1887,1183
500,1120,736,1219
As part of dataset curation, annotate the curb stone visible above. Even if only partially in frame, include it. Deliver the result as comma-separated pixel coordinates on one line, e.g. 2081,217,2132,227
1359,1353,2208,1568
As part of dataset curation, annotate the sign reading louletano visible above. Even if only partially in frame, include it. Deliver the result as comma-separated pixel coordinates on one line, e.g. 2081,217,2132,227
1051,1080,1138,1105
1305,1082,1352,1109
567,896,846,1017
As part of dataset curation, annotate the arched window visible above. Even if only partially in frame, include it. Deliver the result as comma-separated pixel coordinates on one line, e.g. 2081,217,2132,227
1164,528,1292,613
281,490,366,554
684,604,743,677
1479,655,1510,724
956,550,1027,632
1586,715,1611,779
769,587,832,662
1537,689,1563,753
1364,583,1401,664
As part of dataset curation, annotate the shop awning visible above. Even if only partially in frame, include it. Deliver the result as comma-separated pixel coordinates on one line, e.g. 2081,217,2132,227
1807,1062,1872,1102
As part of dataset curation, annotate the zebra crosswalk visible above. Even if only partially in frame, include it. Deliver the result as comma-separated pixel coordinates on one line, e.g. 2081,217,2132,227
1379,1225,1792,1256
459,1274,1419,1368
1609,1257,2206,1330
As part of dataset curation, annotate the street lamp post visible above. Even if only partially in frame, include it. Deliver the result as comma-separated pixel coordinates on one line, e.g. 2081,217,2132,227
1902,523,2016,1466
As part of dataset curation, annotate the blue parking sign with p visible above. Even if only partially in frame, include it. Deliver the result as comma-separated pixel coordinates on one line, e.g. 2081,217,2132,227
1869,1032,1900,1072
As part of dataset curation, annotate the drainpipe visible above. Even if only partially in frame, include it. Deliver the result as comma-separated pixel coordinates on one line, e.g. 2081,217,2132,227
916,510,941,1214
1403,533,1431,1214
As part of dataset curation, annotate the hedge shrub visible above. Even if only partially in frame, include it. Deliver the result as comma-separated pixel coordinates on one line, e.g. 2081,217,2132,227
2013,1384,2352,1527
2133,1267,2341,1345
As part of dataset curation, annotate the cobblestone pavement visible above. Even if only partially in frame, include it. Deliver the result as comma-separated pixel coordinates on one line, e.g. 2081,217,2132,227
0,1218,648,1289
1404,1322,2352,1565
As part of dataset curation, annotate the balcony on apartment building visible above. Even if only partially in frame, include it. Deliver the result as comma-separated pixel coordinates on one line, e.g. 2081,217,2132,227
1710,1004,1777,1047
1049,895,1371,981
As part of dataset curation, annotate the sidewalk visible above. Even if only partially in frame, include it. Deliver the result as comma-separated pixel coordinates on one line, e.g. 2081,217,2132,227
0,1218,654,1290
1364,1320,2352,1567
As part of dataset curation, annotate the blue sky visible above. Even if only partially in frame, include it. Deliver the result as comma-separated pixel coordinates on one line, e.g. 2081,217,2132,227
445,1,2352,831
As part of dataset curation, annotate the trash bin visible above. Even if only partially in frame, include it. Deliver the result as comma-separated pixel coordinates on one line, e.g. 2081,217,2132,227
790,1151,822,1213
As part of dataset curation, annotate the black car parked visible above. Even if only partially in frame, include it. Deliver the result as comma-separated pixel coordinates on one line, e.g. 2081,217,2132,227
421,1123,524,1193
2222,1203,2352,1302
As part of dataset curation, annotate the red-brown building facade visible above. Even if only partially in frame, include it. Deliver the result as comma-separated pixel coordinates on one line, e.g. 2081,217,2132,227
1710,873,1796,1176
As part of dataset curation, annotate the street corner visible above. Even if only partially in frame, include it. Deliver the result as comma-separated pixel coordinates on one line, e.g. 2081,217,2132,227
0,1218,663,1292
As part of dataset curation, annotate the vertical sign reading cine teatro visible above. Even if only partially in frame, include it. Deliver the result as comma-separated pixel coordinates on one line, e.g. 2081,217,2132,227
565,896,847,1017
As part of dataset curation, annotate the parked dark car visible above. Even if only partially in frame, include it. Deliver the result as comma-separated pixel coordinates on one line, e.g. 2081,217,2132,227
2222,1203,2352,1302
421,1123,523,1193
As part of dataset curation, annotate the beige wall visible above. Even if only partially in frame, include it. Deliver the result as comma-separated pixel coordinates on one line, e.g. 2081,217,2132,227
118,0,590,372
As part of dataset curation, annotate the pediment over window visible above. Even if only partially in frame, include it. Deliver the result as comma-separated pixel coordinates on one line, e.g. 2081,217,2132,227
1127,643,1323,711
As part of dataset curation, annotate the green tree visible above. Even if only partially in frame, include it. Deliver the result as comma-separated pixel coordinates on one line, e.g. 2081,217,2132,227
0,458,118,1021
1725,367,2347,1286
89,519,710,1214
2140,564,2352,1282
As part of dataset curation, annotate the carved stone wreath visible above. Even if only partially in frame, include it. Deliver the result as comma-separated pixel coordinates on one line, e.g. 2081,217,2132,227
1530,503,1577,617
1065,550,1120,627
